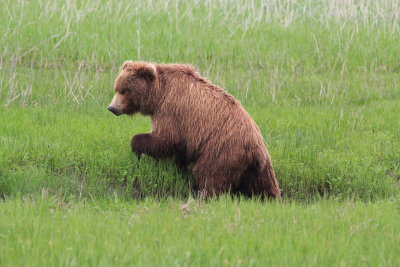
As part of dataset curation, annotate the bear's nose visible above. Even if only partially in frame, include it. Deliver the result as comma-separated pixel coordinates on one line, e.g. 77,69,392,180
108,106,120,116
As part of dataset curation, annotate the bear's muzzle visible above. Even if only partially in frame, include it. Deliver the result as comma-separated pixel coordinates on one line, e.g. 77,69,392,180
108,106,121,116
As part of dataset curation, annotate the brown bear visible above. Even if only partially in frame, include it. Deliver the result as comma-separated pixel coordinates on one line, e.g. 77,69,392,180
108,61,280,198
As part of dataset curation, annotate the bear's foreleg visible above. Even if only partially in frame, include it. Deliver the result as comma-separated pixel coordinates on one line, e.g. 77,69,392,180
131,133,174,160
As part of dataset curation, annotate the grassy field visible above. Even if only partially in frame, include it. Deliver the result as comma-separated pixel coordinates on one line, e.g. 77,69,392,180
1,0,399,266
1,198,399,266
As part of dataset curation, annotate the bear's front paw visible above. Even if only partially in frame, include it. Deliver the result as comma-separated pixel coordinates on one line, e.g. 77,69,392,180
131,134,149,157
131,135,142,156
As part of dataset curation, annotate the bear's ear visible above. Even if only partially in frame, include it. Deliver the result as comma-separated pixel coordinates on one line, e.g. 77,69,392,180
122,61,135,71
137,63,157,82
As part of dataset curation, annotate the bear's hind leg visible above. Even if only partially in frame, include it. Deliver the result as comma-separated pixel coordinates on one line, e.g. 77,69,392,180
196,175,231,197
238,166,263,198
192,157,243,198
238,165,280,199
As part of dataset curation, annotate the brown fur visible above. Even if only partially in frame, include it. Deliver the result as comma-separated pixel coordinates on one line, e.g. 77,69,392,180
108,61,281,198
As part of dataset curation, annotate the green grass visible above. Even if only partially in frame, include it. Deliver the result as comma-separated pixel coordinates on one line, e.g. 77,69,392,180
1,197,399,266
0,101,399,201
0,0,399,265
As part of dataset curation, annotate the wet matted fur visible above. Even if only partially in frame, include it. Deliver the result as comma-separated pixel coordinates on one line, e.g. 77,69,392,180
108,61,280,198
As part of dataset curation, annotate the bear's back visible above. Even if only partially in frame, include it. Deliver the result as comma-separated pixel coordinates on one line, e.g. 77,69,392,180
156,64,265,160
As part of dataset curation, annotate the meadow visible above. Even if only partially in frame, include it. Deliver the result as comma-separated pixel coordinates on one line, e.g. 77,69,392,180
0,0,399,265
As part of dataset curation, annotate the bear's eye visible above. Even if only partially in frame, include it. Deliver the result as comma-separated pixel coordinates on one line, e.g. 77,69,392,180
120,89,127,95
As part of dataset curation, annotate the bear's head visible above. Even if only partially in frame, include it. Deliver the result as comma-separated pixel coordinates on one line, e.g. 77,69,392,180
108,61,158,116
